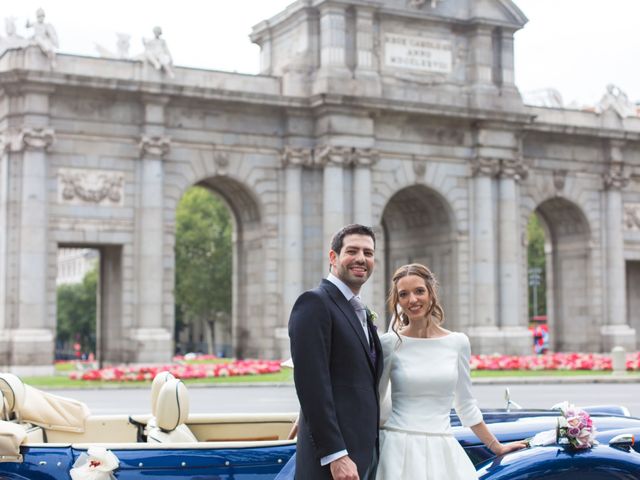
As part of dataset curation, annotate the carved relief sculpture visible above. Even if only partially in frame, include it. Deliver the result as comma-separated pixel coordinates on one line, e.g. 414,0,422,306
139,135,171,158
314,145,352,167
624,203,640,231
58,168,125,206
603,162,629,190
471,157,500,177
351,148,380,167
553,169,568,191
18,127,55,151
214,152,230,175
500,158,529,181
282,147,313,167
413,157,427,179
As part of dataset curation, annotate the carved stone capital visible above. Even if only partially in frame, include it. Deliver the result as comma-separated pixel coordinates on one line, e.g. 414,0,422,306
552,169,568,191
314,145,351,167
58,168,125,206
499,158,528,181
139,135,171,158
17,127,55,151
351,148,380,167
281,147,313,168
472,157,500,177
624,203,640,231
604,163,629,190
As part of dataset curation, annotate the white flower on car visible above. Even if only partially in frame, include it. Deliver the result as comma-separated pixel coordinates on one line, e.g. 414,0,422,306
70,446,119,480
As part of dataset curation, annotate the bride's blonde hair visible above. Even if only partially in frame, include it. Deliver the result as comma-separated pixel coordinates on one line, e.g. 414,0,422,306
387,263,445,337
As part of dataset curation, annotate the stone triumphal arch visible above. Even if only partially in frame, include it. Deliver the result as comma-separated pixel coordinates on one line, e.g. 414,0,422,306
1,0,638,372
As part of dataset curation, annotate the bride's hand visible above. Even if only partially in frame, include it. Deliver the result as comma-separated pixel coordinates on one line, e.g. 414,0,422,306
492,440,528,456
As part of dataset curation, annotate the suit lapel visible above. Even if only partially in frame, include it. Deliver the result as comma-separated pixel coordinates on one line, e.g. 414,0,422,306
320,280,375,371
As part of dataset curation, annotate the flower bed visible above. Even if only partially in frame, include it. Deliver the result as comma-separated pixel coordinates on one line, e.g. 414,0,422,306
470,352,640,371
69,359,282,382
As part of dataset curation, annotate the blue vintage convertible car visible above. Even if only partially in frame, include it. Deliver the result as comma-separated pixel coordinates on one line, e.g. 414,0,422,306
0,373,638,479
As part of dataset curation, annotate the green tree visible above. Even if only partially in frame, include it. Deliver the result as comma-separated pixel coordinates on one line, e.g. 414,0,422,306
527,213,547,319
56,266,97,356
175,186,232,354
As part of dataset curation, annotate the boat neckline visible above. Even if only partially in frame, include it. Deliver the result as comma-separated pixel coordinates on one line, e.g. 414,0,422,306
398,332,455,340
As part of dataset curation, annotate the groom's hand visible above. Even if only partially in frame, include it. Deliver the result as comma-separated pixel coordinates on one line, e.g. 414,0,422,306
330,455,359,480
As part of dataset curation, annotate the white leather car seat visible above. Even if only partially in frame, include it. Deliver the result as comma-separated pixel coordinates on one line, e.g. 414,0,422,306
150,371,175,417
146,378,197,443
0,373,26,422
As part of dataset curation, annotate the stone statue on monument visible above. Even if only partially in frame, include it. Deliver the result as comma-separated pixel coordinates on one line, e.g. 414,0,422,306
410,0,441,7
0,17,28,55
141,26,174,78
597,84,637,118
95,33,131,59
26,8,59,65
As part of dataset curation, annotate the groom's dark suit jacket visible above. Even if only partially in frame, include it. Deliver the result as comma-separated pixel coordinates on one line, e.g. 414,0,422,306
289,279,383,479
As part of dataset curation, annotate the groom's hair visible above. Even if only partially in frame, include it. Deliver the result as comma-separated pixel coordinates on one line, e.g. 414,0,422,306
330,224,376,254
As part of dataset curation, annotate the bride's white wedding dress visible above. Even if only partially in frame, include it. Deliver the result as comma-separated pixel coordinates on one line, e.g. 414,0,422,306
375,331,482,480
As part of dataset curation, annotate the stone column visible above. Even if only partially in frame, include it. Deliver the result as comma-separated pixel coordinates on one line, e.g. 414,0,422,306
281,147,312,319
7,127,54,374
319,4,348,70
352,148,378,306
469,157,501,353
498,159,531,354
468,25,493,86
132,96,172,362
316,146,350,247
468,25,497,110
354,7,381,96
352,148,378,227
0,137,7,348
314,4,351,95
601,149,636,350
500,30,517,87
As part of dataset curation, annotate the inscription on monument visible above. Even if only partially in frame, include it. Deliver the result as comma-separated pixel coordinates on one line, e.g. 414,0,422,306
384,33,452,74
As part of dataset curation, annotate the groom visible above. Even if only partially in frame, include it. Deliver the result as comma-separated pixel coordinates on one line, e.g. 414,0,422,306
289,224,383,480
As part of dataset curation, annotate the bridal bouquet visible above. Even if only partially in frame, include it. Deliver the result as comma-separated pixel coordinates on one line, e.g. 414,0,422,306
526,401,597,450
556,401,597,449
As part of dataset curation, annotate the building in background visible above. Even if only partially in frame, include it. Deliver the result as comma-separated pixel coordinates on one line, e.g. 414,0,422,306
0,0,638,373
56,248,98,285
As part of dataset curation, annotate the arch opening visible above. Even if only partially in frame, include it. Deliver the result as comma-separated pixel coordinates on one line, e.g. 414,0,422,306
533,197,592,352
380,185,457,329
174,176,264,359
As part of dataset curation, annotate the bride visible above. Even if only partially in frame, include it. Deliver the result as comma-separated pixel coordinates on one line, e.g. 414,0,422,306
376,263,526,479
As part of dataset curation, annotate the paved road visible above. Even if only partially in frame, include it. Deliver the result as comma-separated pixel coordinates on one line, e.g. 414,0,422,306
50,382,640,416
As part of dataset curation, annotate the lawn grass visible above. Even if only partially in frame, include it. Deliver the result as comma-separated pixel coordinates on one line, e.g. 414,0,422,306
25,369,294,389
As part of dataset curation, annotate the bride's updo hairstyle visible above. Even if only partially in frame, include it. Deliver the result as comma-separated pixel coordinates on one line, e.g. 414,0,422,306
388,263,445,337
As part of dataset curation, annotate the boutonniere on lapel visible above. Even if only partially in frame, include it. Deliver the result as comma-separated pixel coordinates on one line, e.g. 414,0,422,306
366,308,378,328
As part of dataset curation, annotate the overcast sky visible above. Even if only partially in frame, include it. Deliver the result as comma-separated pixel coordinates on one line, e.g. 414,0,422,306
5,0,639,106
